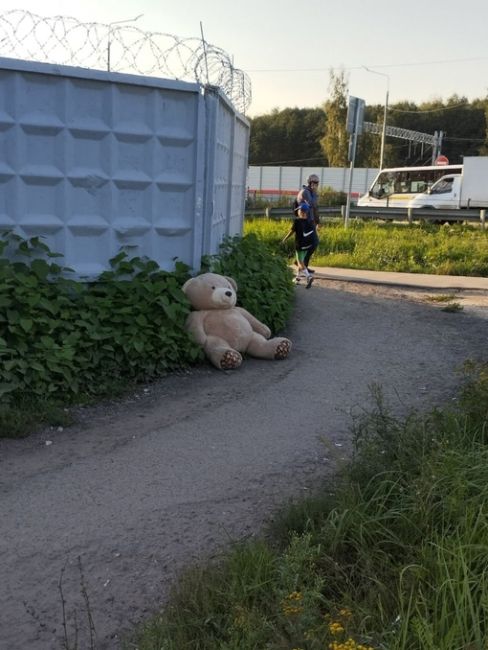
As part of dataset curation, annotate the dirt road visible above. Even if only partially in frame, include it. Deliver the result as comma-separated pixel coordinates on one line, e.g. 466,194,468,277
1,279,487,649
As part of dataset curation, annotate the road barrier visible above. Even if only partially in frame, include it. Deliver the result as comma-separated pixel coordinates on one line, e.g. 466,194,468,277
245,206,487,228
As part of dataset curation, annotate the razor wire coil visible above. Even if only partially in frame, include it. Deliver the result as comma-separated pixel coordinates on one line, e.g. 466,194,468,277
0,10,251,114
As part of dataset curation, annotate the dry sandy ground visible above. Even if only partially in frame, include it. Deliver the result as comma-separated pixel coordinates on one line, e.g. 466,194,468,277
0,279,487,650
316,275,488,308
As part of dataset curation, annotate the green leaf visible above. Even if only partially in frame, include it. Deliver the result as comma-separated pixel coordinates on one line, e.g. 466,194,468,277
19,318,33,332
31,258,51,279
133,340,144,353
0,382,18,395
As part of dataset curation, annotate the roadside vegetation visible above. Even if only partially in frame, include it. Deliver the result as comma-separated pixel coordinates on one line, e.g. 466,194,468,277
131,362,488,650
0,232,293,438
245,218,488,277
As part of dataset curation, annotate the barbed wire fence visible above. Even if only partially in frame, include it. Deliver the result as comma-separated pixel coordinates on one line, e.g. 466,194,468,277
0,10,252,114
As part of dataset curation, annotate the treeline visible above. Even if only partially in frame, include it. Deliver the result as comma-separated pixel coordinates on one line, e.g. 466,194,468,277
249,71,488,168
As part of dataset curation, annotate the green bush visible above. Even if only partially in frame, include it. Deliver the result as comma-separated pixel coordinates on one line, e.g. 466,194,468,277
0,233,201,407
206,233,295,334
318,186,347,206
0,231,294,436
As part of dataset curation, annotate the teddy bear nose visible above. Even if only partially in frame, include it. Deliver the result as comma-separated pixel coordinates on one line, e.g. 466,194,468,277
225,291,232,297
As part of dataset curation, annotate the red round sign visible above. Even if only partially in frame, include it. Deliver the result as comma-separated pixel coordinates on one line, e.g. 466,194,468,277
435,155,449,166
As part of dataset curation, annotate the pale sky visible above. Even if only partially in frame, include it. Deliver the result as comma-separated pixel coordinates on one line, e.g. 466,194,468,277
1,0,488,117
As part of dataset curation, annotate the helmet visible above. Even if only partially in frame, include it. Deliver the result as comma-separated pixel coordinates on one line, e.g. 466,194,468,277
307,174,319,184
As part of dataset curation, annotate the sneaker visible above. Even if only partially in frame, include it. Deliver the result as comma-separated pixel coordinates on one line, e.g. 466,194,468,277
307,268,315,273
305,275,314,289
293,276,301,284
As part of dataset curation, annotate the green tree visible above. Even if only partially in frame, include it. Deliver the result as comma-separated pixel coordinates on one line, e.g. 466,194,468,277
478,96,488,155
385,96,487,166
248,91,488,171
248,107,326,166
356,103,383,168
320,70,349,166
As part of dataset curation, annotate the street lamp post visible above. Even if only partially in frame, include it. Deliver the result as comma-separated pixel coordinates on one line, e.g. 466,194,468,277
363,66,390,169
107,14,144,72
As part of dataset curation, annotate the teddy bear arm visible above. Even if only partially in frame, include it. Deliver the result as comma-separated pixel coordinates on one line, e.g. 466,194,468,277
235,307,271,339
186,312,209,346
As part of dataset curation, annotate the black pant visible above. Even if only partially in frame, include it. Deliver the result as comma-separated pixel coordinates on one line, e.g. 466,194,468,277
303,247,314,268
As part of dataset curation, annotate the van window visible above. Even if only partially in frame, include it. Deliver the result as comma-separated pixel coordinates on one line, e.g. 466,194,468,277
430,177,454,194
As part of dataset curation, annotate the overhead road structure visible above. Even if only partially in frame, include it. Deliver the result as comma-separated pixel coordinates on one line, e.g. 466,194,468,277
363,122,444,163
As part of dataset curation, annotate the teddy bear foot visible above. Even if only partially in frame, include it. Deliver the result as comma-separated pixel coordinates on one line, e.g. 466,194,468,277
274,339,291,360
220,349,242,370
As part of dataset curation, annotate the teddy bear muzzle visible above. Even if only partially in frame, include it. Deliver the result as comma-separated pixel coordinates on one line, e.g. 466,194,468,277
211,286,236,308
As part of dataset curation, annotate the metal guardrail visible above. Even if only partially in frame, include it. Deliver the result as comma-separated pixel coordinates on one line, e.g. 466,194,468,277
245,205,487,227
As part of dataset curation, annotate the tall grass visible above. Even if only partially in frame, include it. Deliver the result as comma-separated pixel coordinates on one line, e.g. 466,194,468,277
131,364,488,650
245,218,488,276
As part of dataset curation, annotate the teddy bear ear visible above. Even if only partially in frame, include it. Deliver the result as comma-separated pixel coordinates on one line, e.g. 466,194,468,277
225,276,238,292
182,278,193,293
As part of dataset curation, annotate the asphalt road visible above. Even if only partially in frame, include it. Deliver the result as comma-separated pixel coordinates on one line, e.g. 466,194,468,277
1,279,487,649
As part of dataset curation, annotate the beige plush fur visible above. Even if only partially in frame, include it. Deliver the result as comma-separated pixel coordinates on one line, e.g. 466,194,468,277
182,272,292,370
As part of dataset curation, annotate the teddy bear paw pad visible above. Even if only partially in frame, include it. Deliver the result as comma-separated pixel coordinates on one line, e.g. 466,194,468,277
274,339,291,360
220,350,242,369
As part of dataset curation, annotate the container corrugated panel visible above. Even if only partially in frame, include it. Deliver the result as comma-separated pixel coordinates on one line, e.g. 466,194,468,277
202,89,249,257
205,90,232,257
228,111,250,236
0,57,249,278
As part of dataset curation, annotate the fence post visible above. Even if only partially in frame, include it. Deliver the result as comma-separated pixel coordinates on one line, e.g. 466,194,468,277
265,207,270,218
341,204,346,224
481,209,486,231
407,208,413,225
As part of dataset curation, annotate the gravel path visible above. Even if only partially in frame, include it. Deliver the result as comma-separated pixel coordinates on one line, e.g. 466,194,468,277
1,279,487,649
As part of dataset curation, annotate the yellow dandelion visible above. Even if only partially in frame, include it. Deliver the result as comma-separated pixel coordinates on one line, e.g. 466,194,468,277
288,590,303,601
329,621,345,635
281,591,304,616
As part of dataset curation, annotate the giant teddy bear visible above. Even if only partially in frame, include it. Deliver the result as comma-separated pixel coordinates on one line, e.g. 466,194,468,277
182,272,292,370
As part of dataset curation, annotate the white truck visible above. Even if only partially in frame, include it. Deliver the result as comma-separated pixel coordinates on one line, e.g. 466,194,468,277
358,156,488,210
410,157,488,209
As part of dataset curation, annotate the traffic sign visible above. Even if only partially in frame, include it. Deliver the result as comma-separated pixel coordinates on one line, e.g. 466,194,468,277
435,155,449,165
346,96,365,135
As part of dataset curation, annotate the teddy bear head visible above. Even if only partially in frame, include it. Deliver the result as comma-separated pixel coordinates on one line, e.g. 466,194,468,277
182,272,238,311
